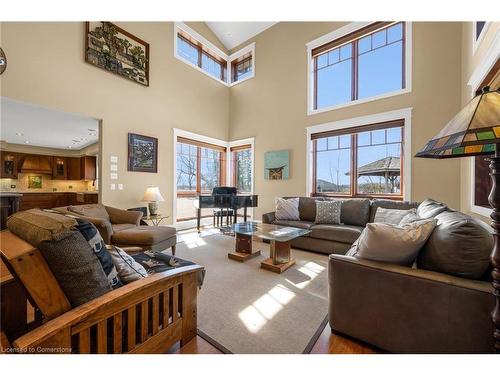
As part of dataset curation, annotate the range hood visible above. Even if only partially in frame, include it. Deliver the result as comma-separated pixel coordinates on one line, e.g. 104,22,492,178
20,155,52,174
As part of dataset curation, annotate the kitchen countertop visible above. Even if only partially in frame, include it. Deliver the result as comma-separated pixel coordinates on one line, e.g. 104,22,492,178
0,192,24,197
0,191,99,194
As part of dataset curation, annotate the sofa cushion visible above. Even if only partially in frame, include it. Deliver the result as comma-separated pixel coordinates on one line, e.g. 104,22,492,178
374,207,417,225
349,219,437,266
107,245,148,284
417,211,493,279
369,199,419,222
315,200,342,224
299,197,319,222
275,197,300,221
38,230,112,307
417,198,448,219
69,204,110,221
334,198,370,226
74,219,122,289
112,223,137,232
310,224,363,244
7,209,77,247
112,225,177,246
273,220,315,231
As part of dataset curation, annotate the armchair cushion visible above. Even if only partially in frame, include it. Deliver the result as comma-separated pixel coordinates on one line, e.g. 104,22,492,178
105,205,143,226
111,225,176,247
74,219,122,289
112,223,137,232
68,204,110,221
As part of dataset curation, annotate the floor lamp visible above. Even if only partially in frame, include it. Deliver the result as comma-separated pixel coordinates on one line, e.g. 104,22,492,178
415,86,500,351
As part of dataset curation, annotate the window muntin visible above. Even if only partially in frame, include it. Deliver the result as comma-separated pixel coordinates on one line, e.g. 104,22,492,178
312,121,404,198
176,33,227,82
313,22,405,110
231,146,252,192
232,54,253,83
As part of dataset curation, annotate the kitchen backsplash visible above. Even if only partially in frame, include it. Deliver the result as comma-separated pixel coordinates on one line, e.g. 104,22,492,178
1,173,94,192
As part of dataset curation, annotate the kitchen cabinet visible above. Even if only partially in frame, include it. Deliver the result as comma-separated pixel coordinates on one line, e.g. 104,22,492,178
81,156,96,180
18,154,52,174
1,152,19,179
67,157,81,180
52,157,68,180
18,192,98,211
0,193,21,229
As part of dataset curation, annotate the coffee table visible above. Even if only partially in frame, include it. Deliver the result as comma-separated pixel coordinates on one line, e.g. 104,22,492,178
227,222,311,273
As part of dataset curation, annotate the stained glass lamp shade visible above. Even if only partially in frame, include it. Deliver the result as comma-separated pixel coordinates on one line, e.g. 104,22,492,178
415,87,500,158
415,85,500,352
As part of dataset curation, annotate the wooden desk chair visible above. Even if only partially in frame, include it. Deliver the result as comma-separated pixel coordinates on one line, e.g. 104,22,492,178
0,230,202,354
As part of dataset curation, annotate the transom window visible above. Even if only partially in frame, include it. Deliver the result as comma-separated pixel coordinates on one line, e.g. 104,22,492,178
311,120,404,198
312,22,406,111
231,53,253,83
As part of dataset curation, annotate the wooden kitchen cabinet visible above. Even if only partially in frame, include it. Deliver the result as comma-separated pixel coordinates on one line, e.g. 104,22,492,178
67,157,81,180
52,157,68,180
81,156,96,180
18,192,97,211
1,152,19,179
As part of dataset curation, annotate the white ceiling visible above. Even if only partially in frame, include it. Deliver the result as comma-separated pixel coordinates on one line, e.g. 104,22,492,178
206,22,277,50
1,97,99,150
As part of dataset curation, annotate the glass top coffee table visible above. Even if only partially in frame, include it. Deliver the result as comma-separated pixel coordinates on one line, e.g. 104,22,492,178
227,222,310,273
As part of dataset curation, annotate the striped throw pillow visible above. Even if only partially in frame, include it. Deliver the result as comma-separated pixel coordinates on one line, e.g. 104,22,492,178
275,198,300,221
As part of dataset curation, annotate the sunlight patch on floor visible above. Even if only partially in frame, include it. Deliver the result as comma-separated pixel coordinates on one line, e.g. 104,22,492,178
238,284,296,333
287,261,326,289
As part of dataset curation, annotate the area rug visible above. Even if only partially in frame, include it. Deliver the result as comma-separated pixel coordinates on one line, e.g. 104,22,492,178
175,232,329,354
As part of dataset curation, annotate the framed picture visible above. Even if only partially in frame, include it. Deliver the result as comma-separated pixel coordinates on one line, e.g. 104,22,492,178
264,150,290,180
28,175,42,189
85,22,149,86
128,133,158,173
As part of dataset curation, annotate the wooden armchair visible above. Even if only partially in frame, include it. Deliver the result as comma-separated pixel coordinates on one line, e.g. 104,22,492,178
0,230,203,354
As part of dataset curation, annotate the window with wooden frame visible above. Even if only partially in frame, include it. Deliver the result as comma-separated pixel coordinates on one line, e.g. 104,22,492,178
311,119,404,199
176,137,226,196
231,145,252,192
176,31,227,82
231,53,253,83
312,22,406,110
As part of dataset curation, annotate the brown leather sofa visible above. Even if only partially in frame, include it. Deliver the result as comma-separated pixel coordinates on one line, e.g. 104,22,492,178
52,204,177,253
262,197,418,255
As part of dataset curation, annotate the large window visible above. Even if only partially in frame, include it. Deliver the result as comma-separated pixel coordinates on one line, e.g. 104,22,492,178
312,22,406,111
231,145,252,192
311,120,404,198
176,137,226,196
176,31,227,82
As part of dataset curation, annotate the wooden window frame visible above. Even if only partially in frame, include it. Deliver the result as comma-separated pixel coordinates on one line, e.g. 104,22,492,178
230,144,252,190
231,55,253,83
312,22,406,111
177,33,227,82
311,119,405,200
176,136,227,197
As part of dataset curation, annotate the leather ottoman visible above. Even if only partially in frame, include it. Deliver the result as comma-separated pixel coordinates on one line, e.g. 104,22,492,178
111,225,177,254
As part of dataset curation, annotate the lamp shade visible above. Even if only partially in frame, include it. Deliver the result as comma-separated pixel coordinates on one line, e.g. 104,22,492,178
415,87,500,159
141,186,165,202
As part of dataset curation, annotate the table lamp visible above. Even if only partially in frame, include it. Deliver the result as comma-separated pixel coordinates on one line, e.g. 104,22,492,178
141,186,164,216
415,86,500,351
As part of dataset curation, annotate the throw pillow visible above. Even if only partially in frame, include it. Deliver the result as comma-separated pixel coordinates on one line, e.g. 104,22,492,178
107,245,148,284
417,198,448,219
38,230,112,306
315,200,342,224
373,207,416,225
73,219,122,289
349,219,437,266
275,197,300,221
399,211,423,225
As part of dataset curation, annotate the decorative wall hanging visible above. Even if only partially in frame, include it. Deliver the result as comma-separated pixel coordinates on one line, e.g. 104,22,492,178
0,48,7,75
264,150,290,180
27,176,42,189
85,22,149,86
128,133,158,173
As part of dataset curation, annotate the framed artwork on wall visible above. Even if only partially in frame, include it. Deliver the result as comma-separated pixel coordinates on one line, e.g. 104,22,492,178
264,150,290,180
128,133,158,173
85,21,149,86
28,176,42,189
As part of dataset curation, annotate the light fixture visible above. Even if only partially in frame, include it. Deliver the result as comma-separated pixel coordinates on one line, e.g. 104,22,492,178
415,86,500,351
141,186,165,216
15,132,24,136
24,140,29,144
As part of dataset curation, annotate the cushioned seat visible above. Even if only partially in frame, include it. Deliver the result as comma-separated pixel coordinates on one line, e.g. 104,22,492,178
273,220,315,231
310,224,363,244
112,223,137,232
112,225,177,251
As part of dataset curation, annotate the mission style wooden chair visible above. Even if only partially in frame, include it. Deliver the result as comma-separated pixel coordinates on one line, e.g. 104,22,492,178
0,230,203,354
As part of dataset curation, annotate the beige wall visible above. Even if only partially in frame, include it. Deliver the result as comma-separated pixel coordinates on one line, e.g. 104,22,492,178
0,22,230,221
229,22,464,217
459,22,500,223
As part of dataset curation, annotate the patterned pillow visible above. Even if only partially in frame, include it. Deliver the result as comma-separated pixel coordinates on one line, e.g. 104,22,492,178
315,200,342,224
275,197,300,221
106,246,148,284
374,207,416,225
74,219,122,289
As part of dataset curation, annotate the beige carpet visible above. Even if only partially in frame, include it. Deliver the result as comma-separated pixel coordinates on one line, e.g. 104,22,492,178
175,231,329,354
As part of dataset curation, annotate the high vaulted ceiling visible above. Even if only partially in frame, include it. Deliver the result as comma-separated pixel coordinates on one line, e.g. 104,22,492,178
206,22,277,50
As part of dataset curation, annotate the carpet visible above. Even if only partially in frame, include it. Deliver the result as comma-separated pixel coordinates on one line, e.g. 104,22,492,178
175,232,329,354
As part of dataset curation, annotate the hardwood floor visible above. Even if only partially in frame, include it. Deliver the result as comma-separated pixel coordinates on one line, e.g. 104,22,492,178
168,324,379,354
